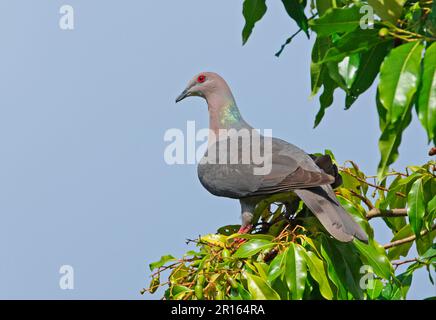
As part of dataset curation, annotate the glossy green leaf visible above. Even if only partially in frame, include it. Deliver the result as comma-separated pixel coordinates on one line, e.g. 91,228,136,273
428,195,436,223
233,239,274,258
304,251,333,299
309,7,362,36
267,252,286,284
200,234,227,247
408,178,426,237
242,0,267,45
420,243,436,261
387,224,414,260
315,0,335,16
346,41,392,109
311,36,332,96
366,278,384,300
416,42,436,144
388,270,413,300
337,195,372,239
338,53,360,89
149,254,176,271
353,239,393,280
320,237,364,299
171,285,192,300
227,233,274,242
217,225,240,235
236,283,252,300
321,28,382,64
314,70,338,127
281,0,309,36
244,271,281,300
416,229,436,256
367,0,406,23
377,99,413,179
285,243,307,300
378,41,423,124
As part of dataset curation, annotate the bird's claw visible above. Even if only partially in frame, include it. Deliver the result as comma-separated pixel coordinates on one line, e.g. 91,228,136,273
233,224,253,245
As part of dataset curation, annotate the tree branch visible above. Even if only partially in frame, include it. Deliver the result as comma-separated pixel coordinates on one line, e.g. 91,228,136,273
383,224,436,249
340,167,406,198
350,190,375,210
391,258,418,267
366,208,408,220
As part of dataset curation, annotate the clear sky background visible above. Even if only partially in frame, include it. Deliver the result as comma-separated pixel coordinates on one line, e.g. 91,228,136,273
0,1,434,299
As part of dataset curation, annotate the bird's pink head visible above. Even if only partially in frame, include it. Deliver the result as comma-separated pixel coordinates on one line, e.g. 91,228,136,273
175,72,235,106
176,72,244,132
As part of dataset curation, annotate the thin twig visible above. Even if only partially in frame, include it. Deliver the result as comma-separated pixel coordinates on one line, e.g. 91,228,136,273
383,224,436,249
275,29,303,57
340,168,406,198
349,190,375,210
366,208,408,220
392,258,418,267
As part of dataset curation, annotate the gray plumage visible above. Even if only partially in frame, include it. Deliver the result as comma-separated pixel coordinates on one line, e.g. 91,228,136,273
176,72,368,243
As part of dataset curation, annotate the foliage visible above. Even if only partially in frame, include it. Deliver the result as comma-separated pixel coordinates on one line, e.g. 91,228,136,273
144,158,435,300
240,0,436,179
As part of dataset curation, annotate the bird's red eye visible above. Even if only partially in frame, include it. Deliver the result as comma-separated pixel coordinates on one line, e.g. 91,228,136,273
197,75,206,83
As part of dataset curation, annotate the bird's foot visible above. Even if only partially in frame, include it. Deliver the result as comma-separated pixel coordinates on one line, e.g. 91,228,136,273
237,225,253,234
233,224,253,245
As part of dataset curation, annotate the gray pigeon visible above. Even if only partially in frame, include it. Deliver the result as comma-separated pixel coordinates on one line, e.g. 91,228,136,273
176,72,368,243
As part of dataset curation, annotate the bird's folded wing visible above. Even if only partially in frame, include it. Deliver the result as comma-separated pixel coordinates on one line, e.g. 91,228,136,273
248,166,335,196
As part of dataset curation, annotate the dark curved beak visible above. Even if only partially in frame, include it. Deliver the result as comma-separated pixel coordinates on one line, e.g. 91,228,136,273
175,89,189,103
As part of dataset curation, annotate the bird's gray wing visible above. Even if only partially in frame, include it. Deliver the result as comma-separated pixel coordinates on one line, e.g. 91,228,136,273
198,136,334,198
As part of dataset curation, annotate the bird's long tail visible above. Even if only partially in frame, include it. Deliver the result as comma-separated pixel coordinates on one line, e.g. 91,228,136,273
294,185,368,243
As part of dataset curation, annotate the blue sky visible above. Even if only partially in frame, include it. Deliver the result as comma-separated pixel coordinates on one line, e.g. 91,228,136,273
0,1,433,299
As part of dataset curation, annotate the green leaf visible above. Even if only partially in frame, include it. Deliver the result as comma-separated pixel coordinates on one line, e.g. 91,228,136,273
310,36,333,96
227,233,274,242
420,243,436,262
390,269,413,299
315,0,335,16
338,53,360,89
171,285,193,300
320,237,364,299
149,254,176,271
408,178,426,237
285,243,307,300
353,239,393,280
346,41,392,109
428,195,436,223
304,251,333,299
416,229,436,256
321,28,383,64
233,239,275,258
366,278,384,300
378,41,424,124
244,271,281,300
236,283,252,300
427,0,436,37
242,0,267,45
387,224,414,260
337,195,372,239
314,70,338,127
377,98,413,179
217,225,240,235
416,42,436,144
267,252,286,284
281,0,309,37
367,0,406,23
309,7,362,36
200,234,228,248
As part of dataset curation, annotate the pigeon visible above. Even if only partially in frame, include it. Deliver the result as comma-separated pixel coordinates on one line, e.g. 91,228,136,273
176,72,368,243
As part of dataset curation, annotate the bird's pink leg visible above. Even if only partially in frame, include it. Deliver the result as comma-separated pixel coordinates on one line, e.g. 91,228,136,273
237,224,253,234
234,224,253,245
